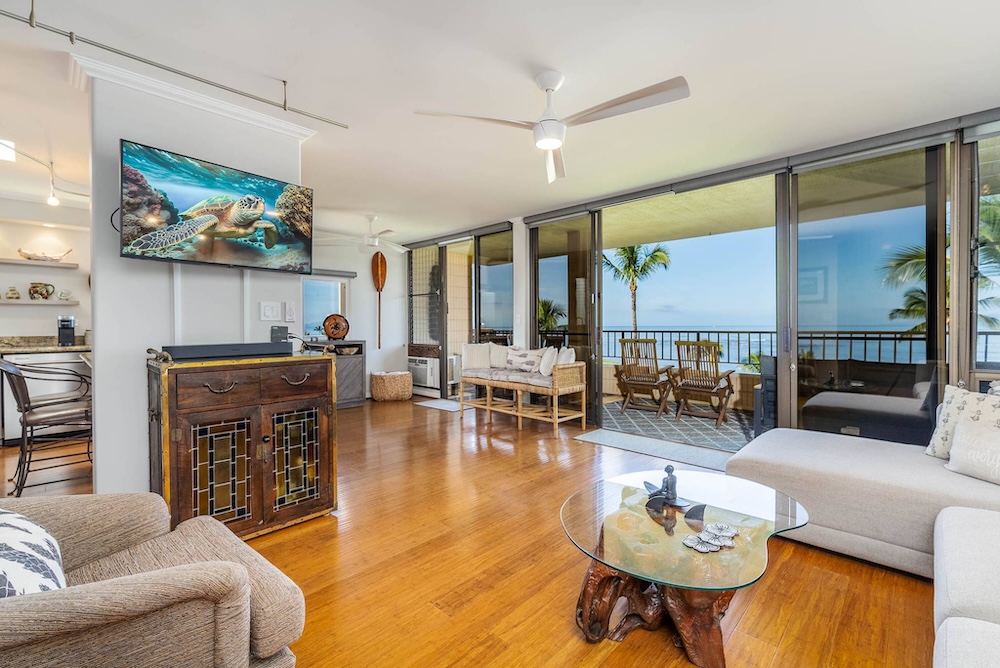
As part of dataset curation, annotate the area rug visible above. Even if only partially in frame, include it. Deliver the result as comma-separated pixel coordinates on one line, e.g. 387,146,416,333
601,402,753,452
574,429,732,471
415,399,470,412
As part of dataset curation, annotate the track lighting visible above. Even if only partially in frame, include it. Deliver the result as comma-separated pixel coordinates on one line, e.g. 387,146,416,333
46,162,60,206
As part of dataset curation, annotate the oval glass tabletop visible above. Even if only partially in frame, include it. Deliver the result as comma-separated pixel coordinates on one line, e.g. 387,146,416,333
560,470,808,592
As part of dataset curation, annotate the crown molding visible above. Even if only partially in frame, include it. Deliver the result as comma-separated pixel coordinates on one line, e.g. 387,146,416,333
69,54,316,142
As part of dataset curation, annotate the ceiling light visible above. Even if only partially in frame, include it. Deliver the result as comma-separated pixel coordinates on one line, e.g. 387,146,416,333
46,162,60,206
533,120,566,150
0,140,14,162
47,191,60,207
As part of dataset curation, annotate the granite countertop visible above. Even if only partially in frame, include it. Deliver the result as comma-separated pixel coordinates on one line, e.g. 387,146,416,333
0,336,91,354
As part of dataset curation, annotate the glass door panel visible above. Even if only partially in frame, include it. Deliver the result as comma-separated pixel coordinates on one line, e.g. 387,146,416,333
477,231,514,345
794,147,947,442
533,215,597,421
973,135,1000,370
443,240,474,398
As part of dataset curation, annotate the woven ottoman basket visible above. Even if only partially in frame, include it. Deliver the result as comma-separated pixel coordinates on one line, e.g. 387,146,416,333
371,371,413,401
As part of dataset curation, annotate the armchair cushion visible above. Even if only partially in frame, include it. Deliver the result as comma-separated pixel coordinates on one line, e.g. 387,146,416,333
70,516,304,660
0,510,65,597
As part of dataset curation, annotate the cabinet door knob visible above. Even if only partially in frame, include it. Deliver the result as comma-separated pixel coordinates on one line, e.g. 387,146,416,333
203,381,237,394
280,373,311,386
262,436,271,443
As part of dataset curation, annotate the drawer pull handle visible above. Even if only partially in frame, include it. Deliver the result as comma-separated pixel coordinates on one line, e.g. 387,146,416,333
203,381,237,394
281,373,311,386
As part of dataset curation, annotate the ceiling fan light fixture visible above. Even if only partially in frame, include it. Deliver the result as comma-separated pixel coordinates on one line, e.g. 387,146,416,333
533,120,566,150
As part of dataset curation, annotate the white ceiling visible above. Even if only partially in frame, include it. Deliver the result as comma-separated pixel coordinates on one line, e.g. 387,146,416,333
2,0,1000,242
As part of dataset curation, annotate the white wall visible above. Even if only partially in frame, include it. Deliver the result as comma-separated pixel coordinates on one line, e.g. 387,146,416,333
511,219,530,348
89,77,305,493
311,234,408,396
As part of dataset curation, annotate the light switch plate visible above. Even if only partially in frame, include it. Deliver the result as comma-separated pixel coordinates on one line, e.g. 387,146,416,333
260,301,282,321
284,301,296,322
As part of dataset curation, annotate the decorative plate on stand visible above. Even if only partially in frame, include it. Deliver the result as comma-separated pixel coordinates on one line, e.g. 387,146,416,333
323,314,350,340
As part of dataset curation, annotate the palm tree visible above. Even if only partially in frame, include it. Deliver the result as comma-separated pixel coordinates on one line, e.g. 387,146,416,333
602,244,671,332
537,298,567,331
881,244,1000,333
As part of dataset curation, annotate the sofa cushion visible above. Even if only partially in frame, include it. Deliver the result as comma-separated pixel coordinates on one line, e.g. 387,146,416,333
461,368,491,380
556,347,576,365
926,385,1000,460
726,428,1000,560
934,507,1000,629
488,343,509,368
0,509,66,597
461,343,491,370
946,418,1000,485
506,348,544,373
538,347,558,377
68,516,304,659
934,616,1000,668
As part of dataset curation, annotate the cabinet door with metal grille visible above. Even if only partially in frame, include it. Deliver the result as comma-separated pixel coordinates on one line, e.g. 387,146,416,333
174,405,264,535
261,397,335,526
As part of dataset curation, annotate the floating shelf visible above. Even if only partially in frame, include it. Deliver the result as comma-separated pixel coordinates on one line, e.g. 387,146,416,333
0,257,79,270
1,300,80,306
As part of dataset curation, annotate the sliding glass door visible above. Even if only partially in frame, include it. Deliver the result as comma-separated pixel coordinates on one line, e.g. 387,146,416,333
792,145,949,437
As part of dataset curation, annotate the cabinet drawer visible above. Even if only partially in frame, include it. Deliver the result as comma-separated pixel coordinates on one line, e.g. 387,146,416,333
175,369,261,409
260,362,330,401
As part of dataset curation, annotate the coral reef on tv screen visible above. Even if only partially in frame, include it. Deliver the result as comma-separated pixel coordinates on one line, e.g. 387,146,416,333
119,139,313,274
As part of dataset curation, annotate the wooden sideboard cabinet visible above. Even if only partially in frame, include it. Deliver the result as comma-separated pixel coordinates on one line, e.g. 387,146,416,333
147,354,337,538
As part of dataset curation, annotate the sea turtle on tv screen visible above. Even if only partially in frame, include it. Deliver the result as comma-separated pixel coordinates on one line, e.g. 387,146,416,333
130,194,278,251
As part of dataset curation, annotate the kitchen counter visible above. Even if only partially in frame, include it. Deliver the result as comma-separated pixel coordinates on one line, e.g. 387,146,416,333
0,336,91,355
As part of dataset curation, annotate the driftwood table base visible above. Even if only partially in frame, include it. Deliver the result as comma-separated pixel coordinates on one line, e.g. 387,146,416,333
576,559,735,668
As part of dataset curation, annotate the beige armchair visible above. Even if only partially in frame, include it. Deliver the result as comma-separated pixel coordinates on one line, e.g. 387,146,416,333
0,493,304,667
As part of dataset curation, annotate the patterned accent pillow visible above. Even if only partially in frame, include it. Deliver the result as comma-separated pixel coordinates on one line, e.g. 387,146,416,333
506,347,545,373
0,510,66,597
945,416,1000,485
461,343,491,370
926,385,1000,460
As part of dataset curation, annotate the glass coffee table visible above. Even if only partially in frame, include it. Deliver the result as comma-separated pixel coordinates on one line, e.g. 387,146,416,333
561,468,808,668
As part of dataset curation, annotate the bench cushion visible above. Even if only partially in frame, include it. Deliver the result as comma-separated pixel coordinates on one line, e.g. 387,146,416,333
726,428,1000,576
934,617,1000,668
934,507,1000,629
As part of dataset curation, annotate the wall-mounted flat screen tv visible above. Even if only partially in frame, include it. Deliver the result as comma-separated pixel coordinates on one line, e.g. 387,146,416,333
119,139,312,274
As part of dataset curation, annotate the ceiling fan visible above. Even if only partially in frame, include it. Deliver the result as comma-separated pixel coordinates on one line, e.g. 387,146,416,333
314,215,410,254
416,70,690,183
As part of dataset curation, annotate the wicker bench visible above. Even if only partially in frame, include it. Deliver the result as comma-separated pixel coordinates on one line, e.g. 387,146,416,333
459,362,587,435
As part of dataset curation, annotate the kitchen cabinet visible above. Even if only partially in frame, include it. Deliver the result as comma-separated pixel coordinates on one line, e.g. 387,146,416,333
147,354,337,538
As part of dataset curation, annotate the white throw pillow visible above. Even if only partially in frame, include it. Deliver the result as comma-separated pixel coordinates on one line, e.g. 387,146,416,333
538,347,559,377
556,347,576,365
0,510,66,597
488,343,509,369
926,385,1000,459
461,343,491,370
506,347,545,373
946,417,1000,485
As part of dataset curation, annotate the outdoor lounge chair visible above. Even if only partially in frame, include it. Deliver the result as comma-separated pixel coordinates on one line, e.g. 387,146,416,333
618,338,674,416
672,340,734,428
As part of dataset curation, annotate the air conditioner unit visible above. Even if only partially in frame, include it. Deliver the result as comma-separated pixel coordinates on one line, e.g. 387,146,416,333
408,356,439,389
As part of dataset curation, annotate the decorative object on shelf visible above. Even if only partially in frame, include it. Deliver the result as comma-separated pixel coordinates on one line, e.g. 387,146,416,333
28,283,55,300
57,290,72,301
84,329,93,346
17,247,73,262
322,313,349,340
644,465,690,509
5,286,20,300
372,251,387,349
336,346,359,355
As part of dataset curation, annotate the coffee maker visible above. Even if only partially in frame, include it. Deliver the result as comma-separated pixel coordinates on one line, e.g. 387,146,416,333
57,315,76,347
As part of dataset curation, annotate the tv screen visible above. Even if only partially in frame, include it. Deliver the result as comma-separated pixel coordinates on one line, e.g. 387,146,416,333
119,139,312,274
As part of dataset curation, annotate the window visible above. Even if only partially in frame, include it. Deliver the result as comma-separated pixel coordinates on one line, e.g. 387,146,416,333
302,278,347,339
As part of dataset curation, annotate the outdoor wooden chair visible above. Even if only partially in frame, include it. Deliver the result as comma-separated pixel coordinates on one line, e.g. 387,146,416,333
618,338,674,417
672,340,734,428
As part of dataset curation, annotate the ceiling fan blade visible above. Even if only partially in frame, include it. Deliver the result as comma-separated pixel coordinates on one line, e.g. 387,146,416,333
561,76,689,127
380,239,410,254
375,228,395,238
544,148,567,184
415,110,535,130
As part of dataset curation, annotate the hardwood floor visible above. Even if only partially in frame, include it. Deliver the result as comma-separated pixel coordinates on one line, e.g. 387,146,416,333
245,401,934,668
2,402,933,666
1,439,93,497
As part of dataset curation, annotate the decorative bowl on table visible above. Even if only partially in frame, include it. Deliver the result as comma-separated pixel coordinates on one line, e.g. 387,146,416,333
337,347,359,355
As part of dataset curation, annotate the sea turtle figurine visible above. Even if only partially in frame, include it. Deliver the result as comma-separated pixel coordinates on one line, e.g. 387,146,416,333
130,194,277,251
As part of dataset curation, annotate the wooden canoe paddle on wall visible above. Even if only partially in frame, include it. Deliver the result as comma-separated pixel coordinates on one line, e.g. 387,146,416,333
372,251,387,349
